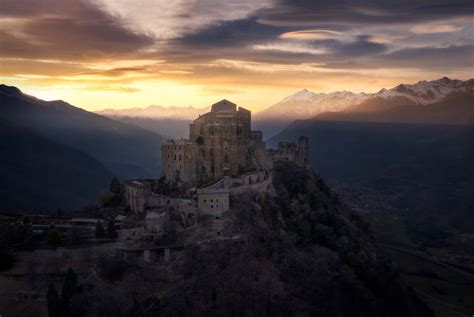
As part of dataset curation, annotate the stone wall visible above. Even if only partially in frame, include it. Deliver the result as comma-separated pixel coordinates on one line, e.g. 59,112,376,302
229,175,273,195
145,211,170,234
161,139,196,184
124,180,152,213
196,188,230,215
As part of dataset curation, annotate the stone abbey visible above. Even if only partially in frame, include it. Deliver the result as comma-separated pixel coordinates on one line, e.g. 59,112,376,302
123,98,310,236
161,99,309,186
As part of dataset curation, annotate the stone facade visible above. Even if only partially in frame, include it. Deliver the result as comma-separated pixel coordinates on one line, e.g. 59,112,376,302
196,188,230,215
145,211,170,234
123,180,153,213
161,99,265,186
266,136,310,168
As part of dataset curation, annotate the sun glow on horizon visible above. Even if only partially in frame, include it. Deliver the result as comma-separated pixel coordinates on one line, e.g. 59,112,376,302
1,0,473,112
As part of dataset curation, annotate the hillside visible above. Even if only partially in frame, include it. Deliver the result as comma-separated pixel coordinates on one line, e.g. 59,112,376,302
317,90,474,125
149,162,432,316
0,119,112,212
12,162,430,316
267,120,474,235
100,116,191,139
268,121,474,314
0,84,164,179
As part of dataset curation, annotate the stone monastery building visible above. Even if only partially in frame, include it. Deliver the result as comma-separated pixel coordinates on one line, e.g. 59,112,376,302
124,99,310,233
161,99,309,186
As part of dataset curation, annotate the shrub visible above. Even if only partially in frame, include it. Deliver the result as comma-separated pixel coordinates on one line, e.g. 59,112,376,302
95,222,106,239
47,226,61,248
109,177,122,194
97,190,114,207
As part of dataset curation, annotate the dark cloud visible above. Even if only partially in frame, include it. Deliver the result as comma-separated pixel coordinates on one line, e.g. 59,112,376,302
323,44,474,69
172,17,284,48
0,0,154,60
258,0,474,26
163,19,387,65
376,44,474,68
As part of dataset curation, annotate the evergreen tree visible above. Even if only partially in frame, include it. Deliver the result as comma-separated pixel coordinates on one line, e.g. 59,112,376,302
61,267,78,310
95,221,106,239
109,177,121,194
47,283,60,317
107,220,118,239
47,225,61,248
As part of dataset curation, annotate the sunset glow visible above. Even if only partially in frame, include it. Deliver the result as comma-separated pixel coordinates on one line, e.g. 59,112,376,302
1,0,473,111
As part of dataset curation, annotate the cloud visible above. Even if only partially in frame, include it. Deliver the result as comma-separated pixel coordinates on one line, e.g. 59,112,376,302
279,30,343,40
171,17,283,48
410,23,464,34
0,0,154,60
258,0,474,27
253,43,327,55
91,0,273,39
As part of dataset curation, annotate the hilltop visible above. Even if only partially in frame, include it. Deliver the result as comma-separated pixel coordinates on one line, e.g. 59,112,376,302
0,162,433,316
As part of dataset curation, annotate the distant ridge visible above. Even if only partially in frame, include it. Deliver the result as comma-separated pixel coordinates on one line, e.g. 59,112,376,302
96,104,211,120
0,84,165,180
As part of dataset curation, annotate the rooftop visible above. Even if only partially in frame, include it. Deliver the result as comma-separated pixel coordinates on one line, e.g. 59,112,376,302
211,99,237,112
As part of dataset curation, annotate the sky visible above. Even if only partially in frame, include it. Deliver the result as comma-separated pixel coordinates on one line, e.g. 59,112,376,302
0,0,473,112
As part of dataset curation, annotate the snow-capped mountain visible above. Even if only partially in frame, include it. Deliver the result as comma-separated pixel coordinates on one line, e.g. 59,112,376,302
96,104,210,120
95,78,471,123
255,77,473,121
255,89,370,120
374,77,470,105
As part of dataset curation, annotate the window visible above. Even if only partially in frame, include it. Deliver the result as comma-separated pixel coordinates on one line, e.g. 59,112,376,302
174,154,176,160
179,154,182,161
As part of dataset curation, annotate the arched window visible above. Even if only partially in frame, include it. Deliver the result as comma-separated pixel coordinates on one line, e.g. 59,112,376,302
196,136,204,145
224,154,229,163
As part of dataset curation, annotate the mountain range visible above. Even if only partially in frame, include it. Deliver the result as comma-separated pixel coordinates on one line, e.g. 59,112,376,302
94,77,474,139
0,84,164,212
254,77,474,137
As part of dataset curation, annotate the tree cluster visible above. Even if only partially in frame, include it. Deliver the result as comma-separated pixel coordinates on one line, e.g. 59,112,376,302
47,267,87,317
